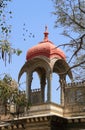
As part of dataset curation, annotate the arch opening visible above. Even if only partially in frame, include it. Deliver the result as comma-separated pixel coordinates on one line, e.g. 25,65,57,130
52,73,60,104
30,67,47,104
31,72,40,90
18,73,26,92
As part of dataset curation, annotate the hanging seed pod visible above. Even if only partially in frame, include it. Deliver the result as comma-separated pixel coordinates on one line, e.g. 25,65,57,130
10,49,12,63
8,52,10,64
2,47,4,60
8,50,12,64
4,51,6,66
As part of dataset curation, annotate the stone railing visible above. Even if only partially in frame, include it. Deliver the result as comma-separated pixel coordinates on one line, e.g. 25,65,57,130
31,88,42,104
65,81,85,87
31,88,41,92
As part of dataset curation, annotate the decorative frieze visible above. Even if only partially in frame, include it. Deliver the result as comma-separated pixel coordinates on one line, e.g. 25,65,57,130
27,116,49,123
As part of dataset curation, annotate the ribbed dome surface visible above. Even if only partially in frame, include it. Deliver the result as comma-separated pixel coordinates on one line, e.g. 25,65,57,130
26,27,66,61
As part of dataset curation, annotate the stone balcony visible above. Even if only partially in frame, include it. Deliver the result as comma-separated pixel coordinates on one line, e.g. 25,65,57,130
0,81,85,124
27,102,64,118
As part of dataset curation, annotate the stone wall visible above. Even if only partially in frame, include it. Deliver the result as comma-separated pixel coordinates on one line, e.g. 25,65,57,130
31,88,42,104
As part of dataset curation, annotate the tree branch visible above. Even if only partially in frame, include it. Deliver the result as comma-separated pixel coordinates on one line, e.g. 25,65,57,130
56,34,85,63
61,8,85,29
68,34,85,63
78,0,85,14
58,60,85,76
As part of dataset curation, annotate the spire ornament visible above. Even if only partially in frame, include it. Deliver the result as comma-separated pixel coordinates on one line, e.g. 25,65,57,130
44,26,49,41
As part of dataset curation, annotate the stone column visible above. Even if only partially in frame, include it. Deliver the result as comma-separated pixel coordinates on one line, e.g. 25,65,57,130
26,72,33,103
47,73,52,102
59,75,66,106
40,74,46,102
41,79,46,102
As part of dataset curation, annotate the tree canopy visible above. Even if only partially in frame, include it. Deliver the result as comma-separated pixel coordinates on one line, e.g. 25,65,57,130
0,74,29,115
52,0,85,81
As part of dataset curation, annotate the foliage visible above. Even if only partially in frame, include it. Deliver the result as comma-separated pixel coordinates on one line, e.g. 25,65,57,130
0,0,22,65
13,91,29,107
0,74,16,103
0,0,12,38
0,40,22,65
52,0,85,81
0,74,29,115
52,0,85,31
0,80,12,102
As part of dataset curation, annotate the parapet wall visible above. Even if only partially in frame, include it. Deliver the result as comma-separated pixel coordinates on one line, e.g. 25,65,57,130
31,88,42,104
66,81,85,87
65,81,85,104
64,81,85,117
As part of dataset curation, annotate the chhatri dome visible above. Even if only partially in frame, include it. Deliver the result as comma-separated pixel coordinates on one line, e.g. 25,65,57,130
18,26,72,105
26,26,66,61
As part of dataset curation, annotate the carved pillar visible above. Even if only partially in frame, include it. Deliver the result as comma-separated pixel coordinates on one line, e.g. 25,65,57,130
41,79,46,102
26,72,33,103
59,75,66,106
40,73,46,102
47,73,52,102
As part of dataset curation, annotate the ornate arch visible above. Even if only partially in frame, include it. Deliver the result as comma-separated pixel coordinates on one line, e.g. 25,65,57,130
50,58,73,80
18,57,52,104
18,56,51,82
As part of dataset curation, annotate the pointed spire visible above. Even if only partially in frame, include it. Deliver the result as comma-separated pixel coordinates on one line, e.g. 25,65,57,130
44,26,49,41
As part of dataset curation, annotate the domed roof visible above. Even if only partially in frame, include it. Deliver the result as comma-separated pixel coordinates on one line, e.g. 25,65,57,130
26,27,66,61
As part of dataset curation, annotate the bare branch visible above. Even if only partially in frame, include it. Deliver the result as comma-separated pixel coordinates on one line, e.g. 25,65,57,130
69,60,85,72
56,34,85,63
68,43,81,63
58,60,85,76
68,34,85,63
78,0,85,14
56,43,74,48
69,1,76,20
61,8,85,29
56,34,78,48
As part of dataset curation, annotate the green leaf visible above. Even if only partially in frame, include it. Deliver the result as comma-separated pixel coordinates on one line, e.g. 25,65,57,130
16,50,22,56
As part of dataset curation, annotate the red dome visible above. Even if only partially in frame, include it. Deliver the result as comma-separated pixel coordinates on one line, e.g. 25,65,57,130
26,27,66,61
